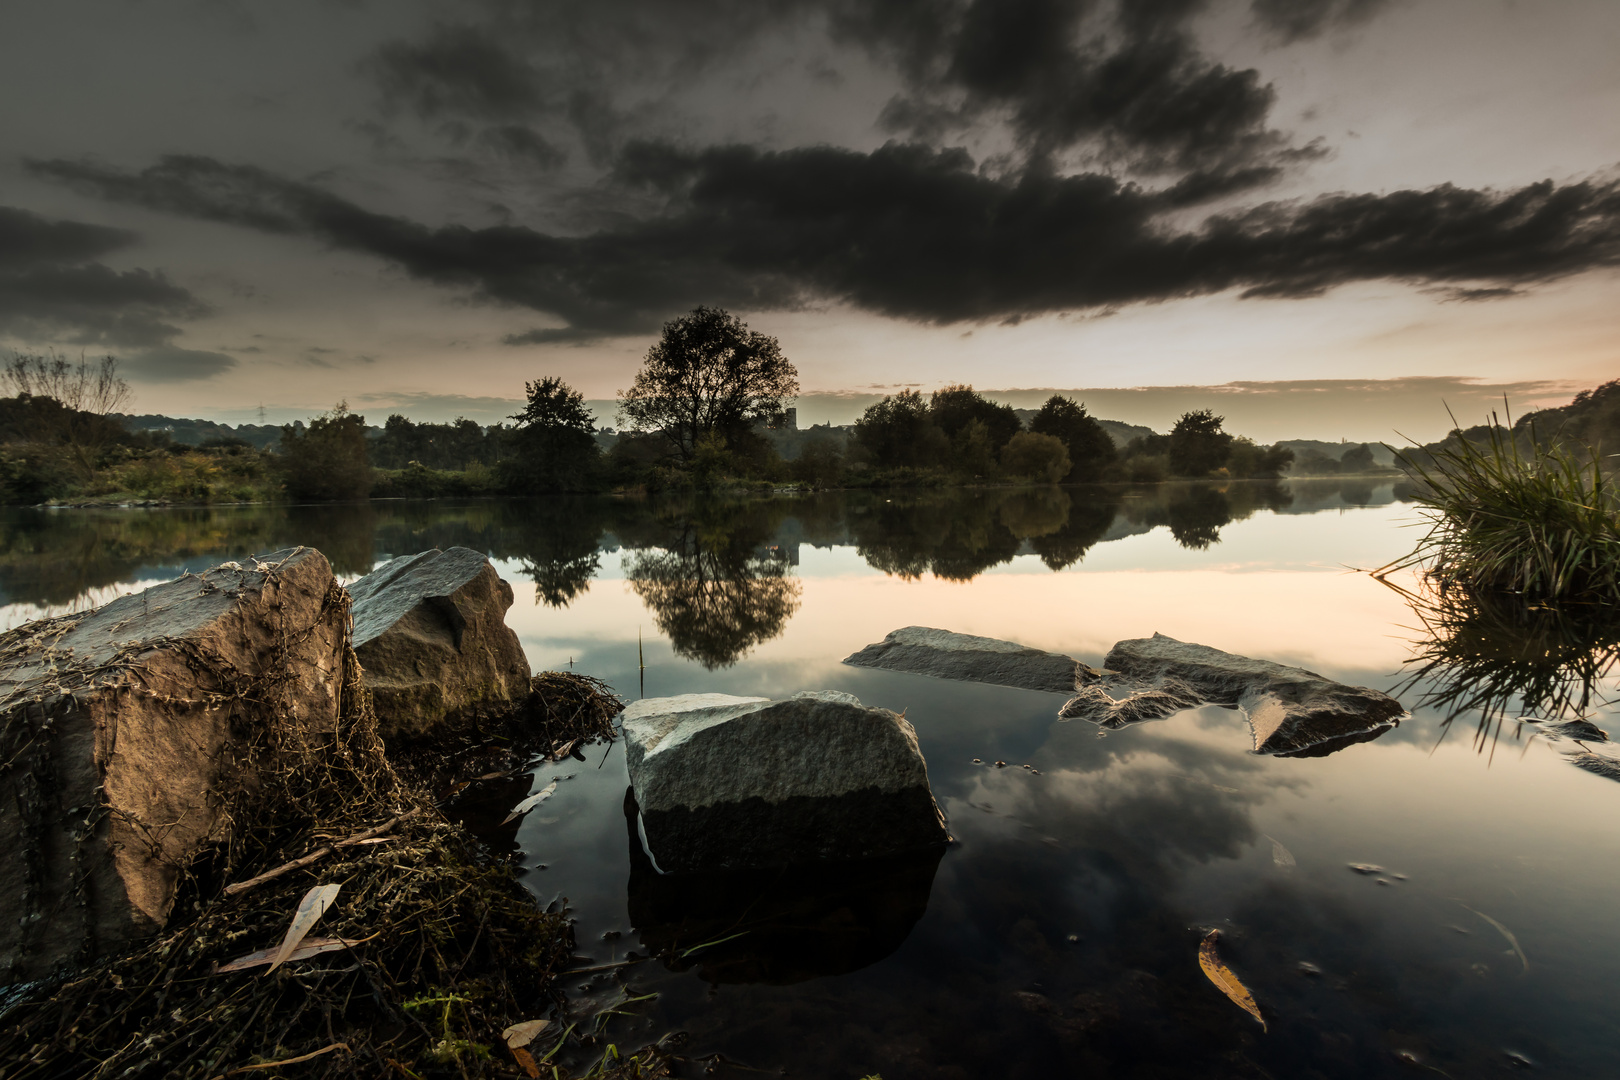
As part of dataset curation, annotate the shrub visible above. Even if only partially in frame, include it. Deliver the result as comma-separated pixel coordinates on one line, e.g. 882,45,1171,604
1384,411,1620,604
1001,431,1071,483
1029,395,1116,480
279,403,373,501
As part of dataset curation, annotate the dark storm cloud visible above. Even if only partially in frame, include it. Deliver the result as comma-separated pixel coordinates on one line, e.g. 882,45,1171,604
478,125,567,169
0,205,135,269
0,206,231,381
367,23,547,120
1249,0,1395,43
31,148,1620,342
363,1,1356,195
832,0,1317,185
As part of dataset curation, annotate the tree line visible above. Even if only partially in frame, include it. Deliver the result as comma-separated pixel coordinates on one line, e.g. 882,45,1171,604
1,307,1299,504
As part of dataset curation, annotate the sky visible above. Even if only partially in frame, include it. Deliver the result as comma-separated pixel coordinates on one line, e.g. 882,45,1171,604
1,0,1617,443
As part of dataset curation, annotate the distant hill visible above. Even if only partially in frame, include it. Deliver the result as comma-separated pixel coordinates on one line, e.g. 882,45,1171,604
1276,439,1400,467
120,414,287,449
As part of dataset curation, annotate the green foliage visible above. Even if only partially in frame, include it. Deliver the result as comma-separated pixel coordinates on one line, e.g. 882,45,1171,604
791,435,846,488
373,414,499,471
950,418,998,476
279,402,374,501
928,384,1020,448
1029,394,1115,480
502,375,603,493
1225,437,1295,480
618,307,799,459
1168,409,1232,477
852,389,946,468
1387,409,1620,604
1000,430,1071,483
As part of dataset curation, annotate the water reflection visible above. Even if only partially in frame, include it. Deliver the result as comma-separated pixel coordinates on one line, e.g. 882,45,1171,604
622,790,941,985
1392,578,1620,746
624,503,804,668
0,478,1405,619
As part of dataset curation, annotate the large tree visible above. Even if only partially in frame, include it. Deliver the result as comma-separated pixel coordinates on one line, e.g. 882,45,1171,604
618,307,798,460
504,375,601,493
279,402,373,500
1168,409,1233,477
1029,395,1116,481
851,389,947,468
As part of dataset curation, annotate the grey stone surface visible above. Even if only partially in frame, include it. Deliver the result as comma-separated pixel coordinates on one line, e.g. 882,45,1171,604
1080,633,1405,755
621,690,947,872
347,547,531,740
0,547,346,983
842,626,1079,693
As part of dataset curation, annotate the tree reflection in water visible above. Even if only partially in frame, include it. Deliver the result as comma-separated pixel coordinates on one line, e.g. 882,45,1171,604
625,516,803,669
1389,577,1620,754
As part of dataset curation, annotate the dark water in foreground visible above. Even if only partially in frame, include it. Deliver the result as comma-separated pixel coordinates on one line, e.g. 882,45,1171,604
4,481,1619,1078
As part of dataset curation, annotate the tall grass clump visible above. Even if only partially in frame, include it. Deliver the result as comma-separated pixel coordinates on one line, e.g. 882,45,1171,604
1384,408,1620,605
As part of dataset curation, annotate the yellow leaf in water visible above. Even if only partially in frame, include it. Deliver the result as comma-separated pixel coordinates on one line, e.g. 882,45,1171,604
1198,930,1266,1031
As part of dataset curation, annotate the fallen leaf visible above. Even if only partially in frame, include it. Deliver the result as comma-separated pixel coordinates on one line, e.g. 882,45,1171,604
502,778,559,825
1267,836,1296,872
267,883,341,974
511,1046,540,1078
218,936,351,973
1458,902,1529,974
503,1019,551,1049
1198,930,1266,1031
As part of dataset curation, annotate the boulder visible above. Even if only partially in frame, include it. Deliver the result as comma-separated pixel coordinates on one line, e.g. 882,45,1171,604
842,626,1079,693
1070,633,1405,756
0,547,347,983
621,691,948,873
347,547,531,740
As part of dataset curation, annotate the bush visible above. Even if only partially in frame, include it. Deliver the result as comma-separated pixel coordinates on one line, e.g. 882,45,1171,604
1000,431,1071,483
1385,411,1620,604
279,403,373,501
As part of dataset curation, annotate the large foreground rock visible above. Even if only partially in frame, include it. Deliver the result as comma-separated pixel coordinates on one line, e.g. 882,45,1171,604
1066,633,1405,756
621,691,948,873
348,547,531,740
842,626,1079,693
0,548,346,983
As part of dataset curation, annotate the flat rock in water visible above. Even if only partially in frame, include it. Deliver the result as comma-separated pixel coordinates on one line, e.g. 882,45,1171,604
348,547,531,740
0,547,346,982
621,691,948,873
1088,633,1404,755
841,626,1080,693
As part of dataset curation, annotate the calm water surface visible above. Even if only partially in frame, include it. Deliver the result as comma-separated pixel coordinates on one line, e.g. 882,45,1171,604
4,482,1618,1078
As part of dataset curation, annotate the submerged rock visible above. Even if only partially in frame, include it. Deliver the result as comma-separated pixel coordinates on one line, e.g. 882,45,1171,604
348,547,531,740
842,626,1079,693
621,690,948,873
1081,633,1405,755
847,625,1402,757
0,548,347,983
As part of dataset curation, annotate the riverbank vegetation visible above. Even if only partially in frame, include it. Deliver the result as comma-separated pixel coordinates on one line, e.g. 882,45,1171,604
1382,403,1620,606
34,311,1612,507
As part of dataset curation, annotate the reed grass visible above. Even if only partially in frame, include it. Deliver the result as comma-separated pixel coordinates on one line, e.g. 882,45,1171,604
1381,407,1620,604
